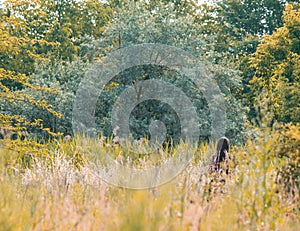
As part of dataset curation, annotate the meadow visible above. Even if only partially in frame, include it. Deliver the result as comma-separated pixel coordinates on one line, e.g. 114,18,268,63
0,124,299,231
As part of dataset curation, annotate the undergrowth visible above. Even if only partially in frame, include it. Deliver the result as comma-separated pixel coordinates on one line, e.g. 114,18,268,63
0,124,299,231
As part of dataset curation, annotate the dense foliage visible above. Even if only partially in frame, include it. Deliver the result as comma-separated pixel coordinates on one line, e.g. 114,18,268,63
0,1,299,229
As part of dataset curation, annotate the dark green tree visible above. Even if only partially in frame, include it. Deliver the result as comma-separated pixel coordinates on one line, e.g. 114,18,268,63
93,0,247,144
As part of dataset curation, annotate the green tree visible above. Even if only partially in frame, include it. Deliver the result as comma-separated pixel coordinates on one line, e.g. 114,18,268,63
196,0,299,63
0,0,112,138
93,0,247,143
19,59,87,137
196,0,299,123
249,3,300,124
0,2,61,138
2,0,112,62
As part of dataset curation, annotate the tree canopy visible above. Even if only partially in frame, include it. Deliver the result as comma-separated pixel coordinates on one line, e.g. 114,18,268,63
0,0,299,144
249,3,300,123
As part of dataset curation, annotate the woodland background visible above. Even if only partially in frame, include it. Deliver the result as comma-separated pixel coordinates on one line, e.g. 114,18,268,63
0,0,299,230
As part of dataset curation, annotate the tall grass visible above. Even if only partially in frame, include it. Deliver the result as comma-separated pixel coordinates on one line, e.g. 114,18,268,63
0,127,299,230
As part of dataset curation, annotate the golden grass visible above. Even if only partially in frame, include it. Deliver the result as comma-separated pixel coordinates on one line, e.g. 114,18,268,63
0,127,299,231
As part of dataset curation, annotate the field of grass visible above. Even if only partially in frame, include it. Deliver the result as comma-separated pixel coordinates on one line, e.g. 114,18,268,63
0,125,299,231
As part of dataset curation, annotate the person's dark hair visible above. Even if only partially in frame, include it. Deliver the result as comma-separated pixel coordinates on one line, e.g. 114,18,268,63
216,137,230,163
209,137,230,173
